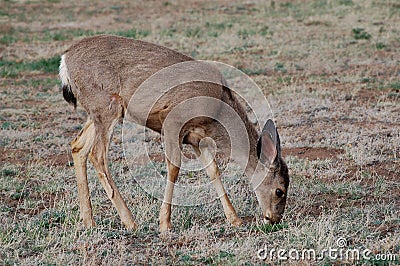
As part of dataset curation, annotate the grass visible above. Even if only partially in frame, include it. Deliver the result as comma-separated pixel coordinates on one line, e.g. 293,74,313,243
0,57,60,78
42,29,97,42
352,28,372,40
0,28,152,47
0,34,18,45
253,223,289,234
389,80,400,90
113,29,151,39
0,0,399,265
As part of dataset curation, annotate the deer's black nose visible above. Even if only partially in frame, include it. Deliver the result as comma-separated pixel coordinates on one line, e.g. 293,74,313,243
264,215,280,225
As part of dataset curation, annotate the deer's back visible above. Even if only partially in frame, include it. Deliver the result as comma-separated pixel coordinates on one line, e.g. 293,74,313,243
64,35,235,135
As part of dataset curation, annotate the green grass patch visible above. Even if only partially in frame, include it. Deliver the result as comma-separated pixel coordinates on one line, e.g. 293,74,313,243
3,28,150,44
43,29,95,41
280,2,295,9
274,62,287,73
352,28,371,40
0,56,60,78
253,222,289,234
338,0,354,6
205,21,233,31
160,27,177,37
388,80,400,90
360,77,376,83
240,68,265,76
185,27,202,38
375,42,386,50
113,29,151,38
10,191,29,200
181,207,193,230
277,76,292,84
198,250,235,264
259,25,272,36
1,121,18,130
0,34,18,45
1,168,18,177
35,209,66,229
5,77,59,90
237,28,257,39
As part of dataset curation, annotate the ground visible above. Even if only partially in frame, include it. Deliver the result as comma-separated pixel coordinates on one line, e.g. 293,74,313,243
0,0,399,265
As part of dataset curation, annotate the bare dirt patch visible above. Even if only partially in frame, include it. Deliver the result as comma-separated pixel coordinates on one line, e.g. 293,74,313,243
0,147,31,165
1,191,62,215
299,193,340,217
345,161,399,183
48,153,72,167
1,148,72,167
364,162,399,181
283,147,345,160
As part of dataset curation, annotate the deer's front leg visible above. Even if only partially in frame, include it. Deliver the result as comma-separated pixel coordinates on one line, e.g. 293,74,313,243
194,142,243,227
159,157,180,232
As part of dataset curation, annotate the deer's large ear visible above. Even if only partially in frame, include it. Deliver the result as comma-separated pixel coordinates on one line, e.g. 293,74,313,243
257,119,281,165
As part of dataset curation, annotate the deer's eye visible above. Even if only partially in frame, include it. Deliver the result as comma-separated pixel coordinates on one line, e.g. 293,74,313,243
276,188,284,198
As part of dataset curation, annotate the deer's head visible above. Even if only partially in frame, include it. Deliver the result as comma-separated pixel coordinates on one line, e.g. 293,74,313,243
252,120,289,224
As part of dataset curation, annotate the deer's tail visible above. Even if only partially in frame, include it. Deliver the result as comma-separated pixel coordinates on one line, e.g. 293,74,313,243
59,54,77,108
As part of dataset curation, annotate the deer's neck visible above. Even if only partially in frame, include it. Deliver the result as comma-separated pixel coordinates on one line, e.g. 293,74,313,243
243,120,260,177
206,114,259,174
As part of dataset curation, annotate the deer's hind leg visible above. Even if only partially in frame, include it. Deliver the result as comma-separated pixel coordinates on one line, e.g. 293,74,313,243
71,119,96,227
87,96,138,230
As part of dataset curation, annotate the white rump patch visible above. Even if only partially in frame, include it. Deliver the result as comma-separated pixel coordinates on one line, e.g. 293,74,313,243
59,54,71,86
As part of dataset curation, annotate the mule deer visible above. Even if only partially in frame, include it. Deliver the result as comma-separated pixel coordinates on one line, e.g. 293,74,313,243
59,35,289,232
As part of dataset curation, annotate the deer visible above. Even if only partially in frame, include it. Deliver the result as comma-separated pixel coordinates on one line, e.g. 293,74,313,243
59,35,289,232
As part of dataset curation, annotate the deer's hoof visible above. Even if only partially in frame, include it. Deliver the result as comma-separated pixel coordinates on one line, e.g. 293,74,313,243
230,217,243,227
159,220,172,233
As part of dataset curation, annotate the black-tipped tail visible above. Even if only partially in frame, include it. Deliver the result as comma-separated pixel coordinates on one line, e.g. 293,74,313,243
62,84,77,108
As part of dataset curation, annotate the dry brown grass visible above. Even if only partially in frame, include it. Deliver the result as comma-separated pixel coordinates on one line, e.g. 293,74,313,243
1,0,399,265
